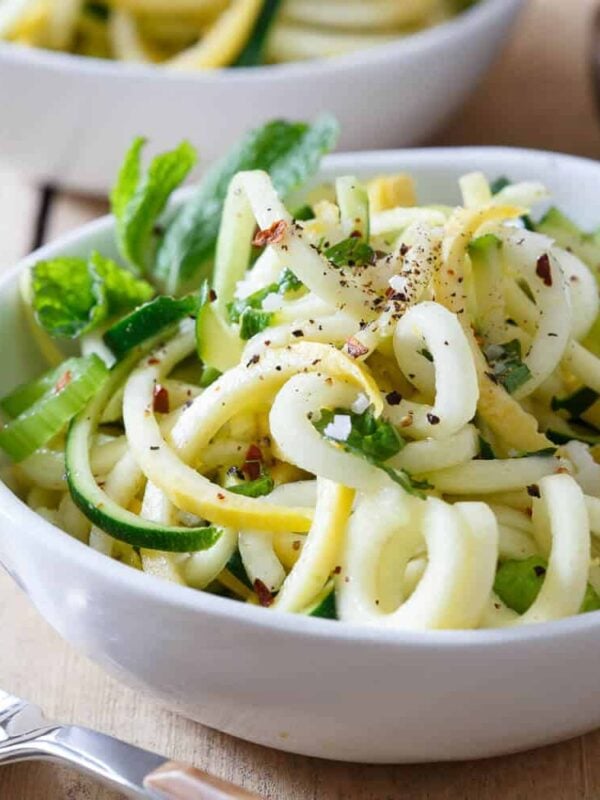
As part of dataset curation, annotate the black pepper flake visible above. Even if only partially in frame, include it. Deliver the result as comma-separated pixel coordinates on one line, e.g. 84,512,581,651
535,253,553,287
292,329,304,338
426,413,441,425
533,565,546,577
246,354,260,367
150,446,160,451
527,484,541,498
208,289,217,303
333,565,342,574
386,390,403,406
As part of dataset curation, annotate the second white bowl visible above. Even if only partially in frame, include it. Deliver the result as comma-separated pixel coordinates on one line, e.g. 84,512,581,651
0,0,524,194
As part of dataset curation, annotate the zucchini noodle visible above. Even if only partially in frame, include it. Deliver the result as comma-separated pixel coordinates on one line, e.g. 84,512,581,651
4,162,600,631
0,0,478,68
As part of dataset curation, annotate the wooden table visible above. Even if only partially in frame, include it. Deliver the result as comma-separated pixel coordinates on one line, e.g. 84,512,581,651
1,1,599,797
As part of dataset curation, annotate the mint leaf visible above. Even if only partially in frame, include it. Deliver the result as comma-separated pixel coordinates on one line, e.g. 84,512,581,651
484,339,532,395
155,116,339,294
31,252,154,339
324,237,374,268
495,556,600,615
111,138,196,275
313,406,431,497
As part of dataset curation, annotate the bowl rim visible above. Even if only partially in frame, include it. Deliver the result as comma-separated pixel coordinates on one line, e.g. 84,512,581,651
2,143,599,650
0,0,523,84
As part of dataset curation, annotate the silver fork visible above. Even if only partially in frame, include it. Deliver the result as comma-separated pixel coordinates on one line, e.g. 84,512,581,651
0,688,260,799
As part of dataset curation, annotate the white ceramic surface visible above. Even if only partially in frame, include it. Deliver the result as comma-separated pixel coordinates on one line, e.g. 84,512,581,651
1,147,600,764
0,0,524,195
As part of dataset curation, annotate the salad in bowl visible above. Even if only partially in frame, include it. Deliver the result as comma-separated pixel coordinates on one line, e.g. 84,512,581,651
1,117,599,634
0,0,480,68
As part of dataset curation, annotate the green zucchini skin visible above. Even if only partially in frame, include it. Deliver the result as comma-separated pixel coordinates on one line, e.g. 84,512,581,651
66,336,221,553
103,295,198,360
305,582,338,619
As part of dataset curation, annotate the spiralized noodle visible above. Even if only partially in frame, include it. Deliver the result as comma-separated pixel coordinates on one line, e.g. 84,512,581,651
8,163,600,631
0,0,477,68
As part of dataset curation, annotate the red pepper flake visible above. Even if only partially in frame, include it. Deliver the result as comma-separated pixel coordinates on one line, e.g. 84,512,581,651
153,384,170,414
535,253,553,287
350,229,362,239
243,444,263,481
148,357,160,366
208,288,217,302
55,370,72,393
346,337,369,359
292,540,302,552
254,579,274,607
252,219,288,247
333,565,342,574
217,492,225,500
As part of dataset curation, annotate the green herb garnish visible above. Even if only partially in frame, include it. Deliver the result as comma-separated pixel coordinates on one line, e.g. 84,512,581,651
229,473,274,498
227,268,303,324
154,116,339,293
31,252,154,339
111,138,196,275
324,237,375,268
484,339,532,395
239,309,274,340
313,407,431,497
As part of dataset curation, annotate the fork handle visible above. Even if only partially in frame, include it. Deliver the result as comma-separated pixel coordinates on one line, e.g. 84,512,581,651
144,761,261,799
3,725,262,800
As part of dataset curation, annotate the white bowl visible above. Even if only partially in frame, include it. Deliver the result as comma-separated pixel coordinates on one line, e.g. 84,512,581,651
2,146,600,764
0,0,524,195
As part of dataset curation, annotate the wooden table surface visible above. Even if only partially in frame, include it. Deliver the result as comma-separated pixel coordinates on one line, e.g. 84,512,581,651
1,1,599,797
